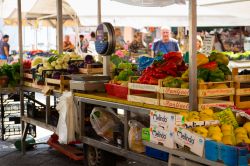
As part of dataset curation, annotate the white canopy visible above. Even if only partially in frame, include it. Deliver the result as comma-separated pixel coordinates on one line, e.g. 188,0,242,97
1,0,250,28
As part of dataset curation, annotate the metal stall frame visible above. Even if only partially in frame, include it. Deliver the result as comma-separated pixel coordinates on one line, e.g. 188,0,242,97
75,95,224,166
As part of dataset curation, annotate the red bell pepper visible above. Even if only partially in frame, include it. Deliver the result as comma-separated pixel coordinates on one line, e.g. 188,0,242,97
148,78,159,85
199,61,218,71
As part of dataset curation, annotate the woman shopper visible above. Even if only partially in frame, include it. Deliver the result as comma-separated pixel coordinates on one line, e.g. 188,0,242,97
0,35,10,60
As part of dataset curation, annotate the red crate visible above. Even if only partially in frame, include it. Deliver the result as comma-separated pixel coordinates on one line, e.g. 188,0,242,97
105,83,145,99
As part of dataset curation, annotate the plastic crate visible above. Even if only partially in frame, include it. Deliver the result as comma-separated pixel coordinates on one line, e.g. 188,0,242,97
145,146,169,161
105,83,144,99
105,83,128,99
205,140,249,166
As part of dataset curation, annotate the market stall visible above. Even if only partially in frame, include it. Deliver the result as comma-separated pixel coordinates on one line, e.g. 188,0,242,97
0,0,249,166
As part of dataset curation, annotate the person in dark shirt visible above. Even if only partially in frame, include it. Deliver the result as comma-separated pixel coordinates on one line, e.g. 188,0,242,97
0,35,10,60
129,32,145,53
152,26,180,56
77,35,88,53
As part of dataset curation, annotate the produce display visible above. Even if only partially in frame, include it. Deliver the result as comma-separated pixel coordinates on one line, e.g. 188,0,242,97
137,52,187,85
30,52,84,80
223,51,250,60
180,107,250,147
162,52,231,89
0,62,20,87
109,55,137,86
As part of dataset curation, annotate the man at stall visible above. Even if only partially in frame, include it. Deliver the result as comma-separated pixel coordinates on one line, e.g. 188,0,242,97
0,35,10,60
152,26,180,56
78,35,89,53
63,35,75,52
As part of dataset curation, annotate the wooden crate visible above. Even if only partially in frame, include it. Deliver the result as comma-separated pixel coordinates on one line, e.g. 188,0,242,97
79,64,103,74
24,72,34,84
159,80,234,110
45,75,70,93
23,72,45,89
233,68,250,109
127,77,159,105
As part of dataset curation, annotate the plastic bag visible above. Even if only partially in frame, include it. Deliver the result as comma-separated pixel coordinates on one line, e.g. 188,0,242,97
128,120,145,153
56,91,80,144
90,107,120,141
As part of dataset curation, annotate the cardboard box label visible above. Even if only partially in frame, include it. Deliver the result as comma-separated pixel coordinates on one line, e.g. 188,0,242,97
174,126,204,157
159,87,189,96
150,125,175,148
198,88,234,97
160,99,189,110
150,110,175,129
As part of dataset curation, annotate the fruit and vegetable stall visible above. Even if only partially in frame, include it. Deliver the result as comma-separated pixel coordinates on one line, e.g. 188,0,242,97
3,0,249,166
4,47,248,166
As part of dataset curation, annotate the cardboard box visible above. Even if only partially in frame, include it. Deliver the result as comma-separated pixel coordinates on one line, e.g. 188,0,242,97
150,124,175,149
174,126,205,157
149,110,176,149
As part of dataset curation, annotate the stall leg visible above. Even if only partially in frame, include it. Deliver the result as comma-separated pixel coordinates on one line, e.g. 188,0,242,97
1,94,4,141
54,96,57,107
124,110,130,150
46,96,50,124
79,101,86,137
21,123,30,155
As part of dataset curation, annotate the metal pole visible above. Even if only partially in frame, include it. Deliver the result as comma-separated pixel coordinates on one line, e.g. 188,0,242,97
188,0,198,111
57,0,63,54
1,94,4,140
98,0,101,25
98,0,110,76
17,0,25,154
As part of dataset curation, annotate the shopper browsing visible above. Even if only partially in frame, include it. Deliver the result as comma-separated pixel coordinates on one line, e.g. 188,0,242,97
0,35,10,60
78,35,89,53
129,32,145,53
63,35,75,52
183,35,203,64
152,26,180,56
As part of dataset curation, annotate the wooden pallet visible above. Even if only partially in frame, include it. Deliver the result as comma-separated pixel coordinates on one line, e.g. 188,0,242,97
127,77,159,105
232,68,250,109
159,80,234,110
79,64,103,74
45,75,70,93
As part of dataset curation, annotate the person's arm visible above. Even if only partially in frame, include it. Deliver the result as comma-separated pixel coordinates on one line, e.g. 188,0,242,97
4,46,9,57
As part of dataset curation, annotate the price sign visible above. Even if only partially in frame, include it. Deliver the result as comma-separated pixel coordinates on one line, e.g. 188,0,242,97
202,35,215,55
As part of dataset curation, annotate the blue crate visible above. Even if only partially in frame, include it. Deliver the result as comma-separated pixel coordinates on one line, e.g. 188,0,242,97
205,140,248,166
145,146,169,161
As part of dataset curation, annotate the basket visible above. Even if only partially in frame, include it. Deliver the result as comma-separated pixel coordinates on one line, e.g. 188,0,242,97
0,75,9,87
